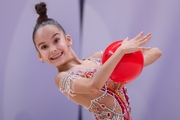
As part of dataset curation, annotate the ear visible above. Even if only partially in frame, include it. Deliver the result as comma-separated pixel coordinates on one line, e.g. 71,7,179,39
37,52,44,63
66,35,73,47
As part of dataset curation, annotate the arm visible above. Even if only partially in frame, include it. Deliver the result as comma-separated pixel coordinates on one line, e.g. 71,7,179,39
55,32,151,95
55,47,126,95
88,48,163,67
142,47,162,67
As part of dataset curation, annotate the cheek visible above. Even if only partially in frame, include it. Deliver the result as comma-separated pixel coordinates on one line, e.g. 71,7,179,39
40,51,49,59
57,42,68,50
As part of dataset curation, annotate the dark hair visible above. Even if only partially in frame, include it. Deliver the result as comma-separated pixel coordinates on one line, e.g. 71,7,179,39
32,2,66,51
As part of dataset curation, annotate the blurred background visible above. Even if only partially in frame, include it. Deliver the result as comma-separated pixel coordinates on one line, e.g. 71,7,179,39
0,0,180,120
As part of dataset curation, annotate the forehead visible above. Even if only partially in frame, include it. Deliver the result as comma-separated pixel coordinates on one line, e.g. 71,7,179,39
35,25,62,39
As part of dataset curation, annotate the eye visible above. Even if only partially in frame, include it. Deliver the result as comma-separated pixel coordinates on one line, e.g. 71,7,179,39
41,45,48,50
54,38,59,43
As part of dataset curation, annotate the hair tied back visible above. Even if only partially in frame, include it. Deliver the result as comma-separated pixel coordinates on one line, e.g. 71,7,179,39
35,2,48,24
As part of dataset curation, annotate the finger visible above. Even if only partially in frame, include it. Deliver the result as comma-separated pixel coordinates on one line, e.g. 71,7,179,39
115,83,121,90
107,81,114,88
139,47,151,50
139,33,151,41
134,31,144,40
138,35,151,46
119,83,126,89
123,37,129,41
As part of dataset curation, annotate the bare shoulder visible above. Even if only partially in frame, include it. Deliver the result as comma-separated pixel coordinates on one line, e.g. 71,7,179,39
89,51,103,59
54,72,66,89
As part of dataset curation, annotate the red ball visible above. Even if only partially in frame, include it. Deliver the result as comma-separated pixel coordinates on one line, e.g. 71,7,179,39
102,40,144,83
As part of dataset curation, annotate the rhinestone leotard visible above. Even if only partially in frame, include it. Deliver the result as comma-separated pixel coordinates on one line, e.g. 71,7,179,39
59,57,131,120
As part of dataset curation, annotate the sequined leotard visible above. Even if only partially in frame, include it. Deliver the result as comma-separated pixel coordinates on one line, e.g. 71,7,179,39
59,57,131,120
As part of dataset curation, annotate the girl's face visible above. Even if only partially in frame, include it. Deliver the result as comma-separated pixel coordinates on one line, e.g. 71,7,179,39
34,25,72,66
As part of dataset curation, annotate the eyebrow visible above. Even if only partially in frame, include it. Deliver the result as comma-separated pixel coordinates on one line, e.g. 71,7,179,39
38,33,60,47
51,33,60,39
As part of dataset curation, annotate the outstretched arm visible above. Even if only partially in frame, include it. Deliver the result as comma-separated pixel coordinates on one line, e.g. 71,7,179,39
89,47,162,67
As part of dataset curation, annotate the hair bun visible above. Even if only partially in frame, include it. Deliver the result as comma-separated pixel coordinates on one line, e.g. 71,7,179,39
35,2,48,23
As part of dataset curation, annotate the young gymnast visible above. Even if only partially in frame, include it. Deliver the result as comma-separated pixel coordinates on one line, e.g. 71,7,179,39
32,2,162,120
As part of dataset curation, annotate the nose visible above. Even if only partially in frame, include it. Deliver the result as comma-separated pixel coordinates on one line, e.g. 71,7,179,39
50,46,57,54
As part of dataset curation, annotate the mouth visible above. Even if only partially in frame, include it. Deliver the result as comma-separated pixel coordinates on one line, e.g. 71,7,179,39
50,52,63,60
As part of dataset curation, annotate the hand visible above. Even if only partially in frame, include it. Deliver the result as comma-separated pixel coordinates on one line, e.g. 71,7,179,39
120,31,151,54
114,82,126,90
107,80,126,90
